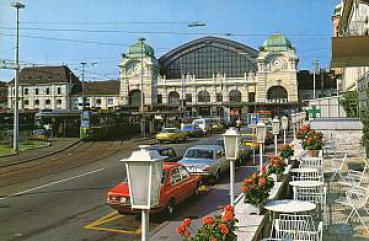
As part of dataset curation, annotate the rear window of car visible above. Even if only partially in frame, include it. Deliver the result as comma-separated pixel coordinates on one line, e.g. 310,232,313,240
185,149,213,159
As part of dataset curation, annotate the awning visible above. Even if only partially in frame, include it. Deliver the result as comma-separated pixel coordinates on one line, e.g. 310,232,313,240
332,36,369,68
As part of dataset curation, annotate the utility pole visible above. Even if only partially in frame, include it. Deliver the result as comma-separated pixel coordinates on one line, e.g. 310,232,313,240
313,60,319,99
80,62,86,111
139,37,146,139
11,2,25,152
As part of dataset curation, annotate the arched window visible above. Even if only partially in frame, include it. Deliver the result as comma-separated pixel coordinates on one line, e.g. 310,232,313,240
129,90,142,107
198,90,210,103
267,86,288,103
168,91,180,105
229,90,242,102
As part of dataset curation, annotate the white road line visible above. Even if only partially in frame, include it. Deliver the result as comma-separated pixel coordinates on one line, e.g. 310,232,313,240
2,168,105,199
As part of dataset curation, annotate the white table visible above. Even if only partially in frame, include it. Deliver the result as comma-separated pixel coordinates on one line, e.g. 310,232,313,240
265,199,316,213
290,167,318,173
289,181,325,188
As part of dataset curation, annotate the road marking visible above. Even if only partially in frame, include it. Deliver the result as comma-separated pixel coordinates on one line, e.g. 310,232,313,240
1,168,105,200
84,211,140,235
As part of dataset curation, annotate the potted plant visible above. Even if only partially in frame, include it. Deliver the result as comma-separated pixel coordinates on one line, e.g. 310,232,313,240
279,144,294,164
295,124,311,140
177,205,238,241
266,156,287,181
302,130,324,157
241,171,274,215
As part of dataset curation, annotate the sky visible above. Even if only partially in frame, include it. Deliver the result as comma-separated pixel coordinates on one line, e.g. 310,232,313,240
0,0,341,82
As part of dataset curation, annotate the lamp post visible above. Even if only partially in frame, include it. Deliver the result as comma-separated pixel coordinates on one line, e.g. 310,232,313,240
272,117,280,155
11,2,25,152
291,113,296,141
121,149,165,241
223,127,240,205
281,116,288,145
139,37,146,138
256,122,266,171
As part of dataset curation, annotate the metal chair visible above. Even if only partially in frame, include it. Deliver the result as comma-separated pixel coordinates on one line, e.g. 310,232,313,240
293,186,328,225
270,218,323,241
292,170,323,182
329,153,348,183
338,161,369,188
335,186,369,233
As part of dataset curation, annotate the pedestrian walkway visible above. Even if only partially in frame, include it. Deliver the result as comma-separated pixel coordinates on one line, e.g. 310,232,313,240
0,138,80,167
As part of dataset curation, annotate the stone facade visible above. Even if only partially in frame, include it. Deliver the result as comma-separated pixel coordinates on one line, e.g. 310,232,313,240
120,34,299,118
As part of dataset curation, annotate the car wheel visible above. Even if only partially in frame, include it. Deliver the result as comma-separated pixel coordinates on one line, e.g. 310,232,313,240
165,199,175,217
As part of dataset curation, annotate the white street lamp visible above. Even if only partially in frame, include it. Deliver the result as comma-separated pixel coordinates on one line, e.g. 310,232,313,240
281,116,288,144
272,117,280,155
291,113,296,141
121,149,165,241
256,122,266,171
223,127,240,205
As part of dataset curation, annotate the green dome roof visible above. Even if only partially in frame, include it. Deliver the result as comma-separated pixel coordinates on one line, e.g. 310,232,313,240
261,33,294,52
127,40,155,58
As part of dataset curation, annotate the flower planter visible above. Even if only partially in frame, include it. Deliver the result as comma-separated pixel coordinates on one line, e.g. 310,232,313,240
244,202,263,215
270,173,278,182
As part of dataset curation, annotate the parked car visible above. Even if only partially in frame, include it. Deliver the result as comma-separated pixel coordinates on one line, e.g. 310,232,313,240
210,122,224,134
181,124,203,137
178,145,228,182
192,118,211,134
145,146,180,162
213,138,225,149
156,127,187,144
106,163,201,216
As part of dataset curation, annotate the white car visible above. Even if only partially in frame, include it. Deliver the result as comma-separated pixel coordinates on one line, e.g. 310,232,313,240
178,145,229,182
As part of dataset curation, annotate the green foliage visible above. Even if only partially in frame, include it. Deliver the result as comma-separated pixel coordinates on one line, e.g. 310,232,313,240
361,89,369,158
340,91,359,118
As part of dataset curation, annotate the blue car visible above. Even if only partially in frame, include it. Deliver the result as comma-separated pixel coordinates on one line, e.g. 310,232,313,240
181,124,203,137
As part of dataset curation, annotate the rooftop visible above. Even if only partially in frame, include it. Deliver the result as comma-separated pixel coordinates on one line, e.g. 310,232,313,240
75,80,120,96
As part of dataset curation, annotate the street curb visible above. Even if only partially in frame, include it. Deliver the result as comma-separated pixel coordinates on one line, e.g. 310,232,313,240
0,139,82,168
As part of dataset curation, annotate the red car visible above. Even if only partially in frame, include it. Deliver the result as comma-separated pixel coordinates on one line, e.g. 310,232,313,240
107,163,201,216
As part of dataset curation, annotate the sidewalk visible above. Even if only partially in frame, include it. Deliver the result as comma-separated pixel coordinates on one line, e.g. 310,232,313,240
0,138,80,168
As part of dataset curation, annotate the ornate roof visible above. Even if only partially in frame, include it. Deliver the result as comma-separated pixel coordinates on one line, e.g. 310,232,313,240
125,40,155,58
260,33,294,52
159,36,258,67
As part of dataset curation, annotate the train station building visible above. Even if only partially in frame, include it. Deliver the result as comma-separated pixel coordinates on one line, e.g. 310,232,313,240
120,33,300,119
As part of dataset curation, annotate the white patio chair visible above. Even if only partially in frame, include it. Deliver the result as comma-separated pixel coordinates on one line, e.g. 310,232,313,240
261,238,292,241
278,214,317,231
329,153,348,183
338,161,369,188
293,186,328,225
335,186,369,233
292,170,323,182
271,218,323,241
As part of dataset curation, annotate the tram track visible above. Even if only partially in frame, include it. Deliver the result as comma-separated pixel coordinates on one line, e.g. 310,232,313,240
0,141,123,188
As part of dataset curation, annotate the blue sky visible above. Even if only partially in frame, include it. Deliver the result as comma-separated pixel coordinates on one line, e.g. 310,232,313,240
0,0,340,82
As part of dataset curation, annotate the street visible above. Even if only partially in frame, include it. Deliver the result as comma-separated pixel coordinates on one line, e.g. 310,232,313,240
0,134,251,241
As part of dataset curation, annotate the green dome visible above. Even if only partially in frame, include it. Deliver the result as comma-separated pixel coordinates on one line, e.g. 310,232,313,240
127,40,155,58
261,33,294,52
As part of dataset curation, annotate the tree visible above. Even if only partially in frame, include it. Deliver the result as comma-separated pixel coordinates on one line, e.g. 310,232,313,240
339,91,359,118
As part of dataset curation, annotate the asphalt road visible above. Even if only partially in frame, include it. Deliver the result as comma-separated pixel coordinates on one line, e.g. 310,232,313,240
0,135,223,241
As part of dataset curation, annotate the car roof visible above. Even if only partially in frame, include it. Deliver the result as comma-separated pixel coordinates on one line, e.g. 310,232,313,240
186,145,221,151
162,127,178,130
163,162,180,170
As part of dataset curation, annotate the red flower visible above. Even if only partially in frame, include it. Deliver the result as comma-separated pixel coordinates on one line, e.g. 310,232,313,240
244,179,252,185
223,204,233,212
241,185,249,193
203,216,215,225
183,230,191,238
211,238,217,241
223,209,234,222
176,224,186,234
182,218,191,227
261,166,267,173
219,223,229,235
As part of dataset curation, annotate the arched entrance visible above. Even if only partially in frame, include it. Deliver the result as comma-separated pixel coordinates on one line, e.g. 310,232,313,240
129,90,142,107
168,91,180,105
267,86,288,103
198,90,210,103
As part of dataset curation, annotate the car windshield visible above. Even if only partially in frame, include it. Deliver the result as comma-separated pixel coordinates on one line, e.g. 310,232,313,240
161,128,176,133
193,121,202,125
214,140,224,146
185,149,213,159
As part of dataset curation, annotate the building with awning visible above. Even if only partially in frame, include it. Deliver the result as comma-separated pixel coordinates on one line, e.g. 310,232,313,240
331,0,369,91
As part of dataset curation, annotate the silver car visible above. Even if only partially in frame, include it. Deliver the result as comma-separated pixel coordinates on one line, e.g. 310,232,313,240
178,145,228,182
